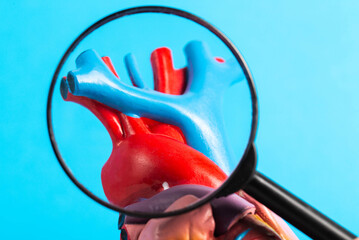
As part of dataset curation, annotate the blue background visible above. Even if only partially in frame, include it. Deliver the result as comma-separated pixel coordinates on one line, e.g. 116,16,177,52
1,1,358,239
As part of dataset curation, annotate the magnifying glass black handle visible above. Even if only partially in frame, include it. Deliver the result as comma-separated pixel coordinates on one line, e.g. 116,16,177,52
243,172,357,240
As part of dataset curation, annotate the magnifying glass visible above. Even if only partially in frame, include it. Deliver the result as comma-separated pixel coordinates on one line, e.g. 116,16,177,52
47,6,357,240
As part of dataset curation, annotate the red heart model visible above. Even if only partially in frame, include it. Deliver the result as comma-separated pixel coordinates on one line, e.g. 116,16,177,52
61,47,298,239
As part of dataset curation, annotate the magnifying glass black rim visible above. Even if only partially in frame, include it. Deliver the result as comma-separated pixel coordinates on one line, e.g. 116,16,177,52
47,5,258,218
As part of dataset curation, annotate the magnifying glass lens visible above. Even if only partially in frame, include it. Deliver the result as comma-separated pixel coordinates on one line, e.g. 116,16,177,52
50,9,256,218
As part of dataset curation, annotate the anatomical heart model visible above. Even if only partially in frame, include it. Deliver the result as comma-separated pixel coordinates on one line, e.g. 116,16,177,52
60,41,299,240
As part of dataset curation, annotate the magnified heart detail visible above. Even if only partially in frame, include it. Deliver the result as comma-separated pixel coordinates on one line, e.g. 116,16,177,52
60,42,298,240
